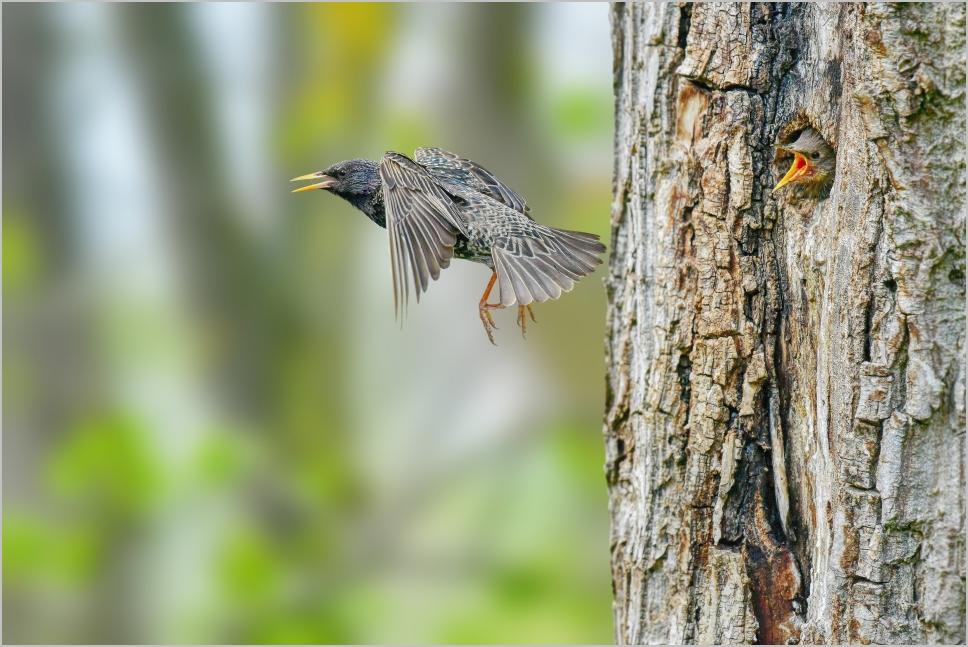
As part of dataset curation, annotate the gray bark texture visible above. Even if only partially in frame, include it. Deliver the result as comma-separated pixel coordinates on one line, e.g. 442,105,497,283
605,3,965,644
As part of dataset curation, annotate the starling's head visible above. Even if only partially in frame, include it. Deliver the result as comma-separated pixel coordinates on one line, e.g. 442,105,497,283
291,158,381,198
772,127,836,197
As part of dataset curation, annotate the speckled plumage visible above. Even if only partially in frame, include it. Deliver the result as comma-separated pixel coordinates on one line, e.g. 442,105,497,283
294,148,607,342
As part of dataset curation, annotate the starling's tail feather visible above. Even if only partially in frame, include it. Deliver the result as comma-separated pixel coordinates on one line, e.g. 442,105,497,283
492,227,606,307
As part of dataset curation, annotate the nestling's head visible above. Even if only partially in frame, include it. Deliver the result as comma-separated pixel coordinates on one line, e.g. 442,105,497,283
291,158,381,199
772,127,836,198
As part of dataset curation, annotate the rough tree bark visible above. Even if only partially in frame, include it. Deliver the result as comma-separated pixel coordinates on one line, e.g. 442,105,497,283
604,3,965,644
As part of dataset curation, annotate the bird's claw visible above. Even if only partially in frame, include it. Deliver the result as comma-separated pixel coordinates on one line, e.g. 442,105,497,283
484,325,497,346
479,303,503,346
516,305,537,337
483,308,498,330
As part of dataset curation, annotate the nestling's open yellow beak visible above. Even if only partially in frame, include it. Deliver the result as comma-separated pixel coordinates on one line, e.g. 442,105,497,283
291,172,335,193
772,151,810,193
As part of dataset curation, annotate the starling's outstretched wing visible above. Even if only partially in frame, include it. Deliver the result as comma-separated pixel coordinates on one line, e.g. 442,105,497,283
380,151,466,317
415,148,531,218
491,225,606,307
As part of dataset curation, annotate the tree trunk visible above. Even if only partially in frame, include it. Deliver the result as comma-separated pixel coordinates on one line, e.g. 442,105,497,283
604,3,965,644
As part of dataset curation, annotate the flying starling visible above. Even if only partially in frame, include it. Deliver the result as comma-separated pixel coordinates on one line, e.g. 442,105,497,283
292,148,607,344
772,127,836,198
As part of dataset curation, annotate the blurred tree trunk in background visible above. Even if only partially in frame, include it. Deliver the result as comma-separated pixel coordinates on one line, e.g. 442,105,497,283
445,3,556,206
3,5,117,643
604,3,964,644
117,4,286,420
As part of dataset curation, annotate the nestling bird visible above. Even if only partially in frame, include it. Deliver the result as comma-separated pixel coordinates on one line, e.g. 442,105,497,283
292,148,607,344
772,127,836,198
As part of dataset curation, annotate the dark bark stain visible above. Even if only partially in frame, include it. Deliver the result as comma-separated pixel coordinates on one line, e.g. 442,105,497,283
948,268,965,290
677,352,693,407
746,538,803,645
863,290,875,361
718,431,802,643
678,3,693,50
826,57,843,99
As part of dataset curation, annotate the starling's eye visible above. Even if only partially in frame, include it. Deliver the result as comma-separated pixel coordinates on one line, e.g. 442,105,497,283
811,152,820,160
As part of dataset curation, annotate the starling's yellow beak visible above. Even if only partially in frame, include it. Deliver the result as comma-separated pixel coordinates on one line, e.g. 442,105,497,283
772,150,810,193
291,172,335,193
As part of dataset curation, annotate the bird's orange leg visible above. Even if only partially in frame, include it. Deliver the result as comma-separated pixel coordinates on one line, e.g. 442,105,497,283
478,272,504,345
516,305,537,337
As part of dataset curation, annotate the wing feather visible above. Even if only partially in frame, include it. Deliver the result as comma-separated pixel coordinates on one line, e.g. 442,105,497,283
411,216,443,279
380,152,465,319
404,222,429,297
415,147,531,218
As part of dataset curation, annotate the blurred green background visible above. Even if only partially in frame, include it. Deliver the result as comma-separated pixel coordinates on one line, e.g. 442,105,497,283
3,3,614,644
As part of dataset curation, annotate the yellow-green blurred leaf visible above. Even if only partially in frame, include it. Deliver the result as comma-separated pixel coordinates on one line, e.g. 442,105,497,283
3,514,48,583
218,530,282,603
3,514,101,586
46,413,163,518
193,431,246,488
552,86,612,139
3,205,43,295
